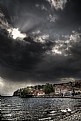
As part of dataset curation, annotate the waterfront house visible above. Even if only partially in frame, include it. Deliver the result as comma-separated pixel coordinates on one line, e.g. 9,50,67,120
32,90,45,96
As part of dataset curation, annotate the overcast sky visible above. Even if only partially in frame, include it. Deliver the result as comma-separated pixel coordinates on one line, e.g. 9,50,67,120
0,0,81,95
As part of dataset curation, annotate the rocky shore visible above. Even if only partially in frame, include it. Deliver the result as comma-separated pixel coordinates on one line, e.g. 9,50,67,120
38,108,81,121
60,109,81,121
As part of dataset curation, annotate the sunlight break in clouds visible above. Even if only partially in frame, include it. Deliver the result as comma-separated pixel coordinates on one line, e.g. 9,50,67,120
47,0,67,10
8,28,26,39
47,31,81,56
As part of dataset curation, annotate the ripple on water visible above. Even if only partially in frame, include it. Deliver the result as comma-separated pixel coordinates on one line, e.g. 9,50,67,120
1,97,81,121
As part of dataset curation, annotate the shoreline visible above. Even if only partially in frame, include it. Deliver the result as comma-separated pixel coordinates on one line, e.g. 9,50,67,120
1,95,81,99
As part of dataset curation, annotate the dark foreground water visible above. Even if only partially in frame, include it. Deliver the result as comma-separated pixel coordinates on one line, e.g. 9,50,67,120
1,97,81,121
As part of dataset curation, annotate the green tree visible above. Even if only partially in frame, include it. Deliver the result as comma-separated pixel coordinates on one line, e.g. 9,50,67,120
21,88,29,96
43,83,54,94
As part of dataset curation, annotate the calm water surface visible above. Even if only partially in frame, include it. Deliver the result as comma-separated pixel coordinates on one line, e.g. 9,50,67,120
1,97,81,121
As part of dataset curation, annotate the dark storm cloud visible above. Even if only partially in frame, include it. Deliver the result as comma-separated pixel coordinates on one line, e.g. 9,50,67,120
0,0,81,85
49,0,81,33
34,53,81,81
36,34,81,81
0,0,51,33
0,31,46,70
0,28,53,81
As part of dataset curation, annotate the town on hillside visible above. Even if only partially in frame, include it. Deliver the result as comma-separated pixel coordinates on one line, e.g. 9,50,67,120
13,80,81,97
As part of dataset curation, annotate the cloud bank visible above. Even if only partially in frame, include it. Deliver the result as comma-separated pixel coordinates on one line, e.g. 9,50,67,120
0,0,81,95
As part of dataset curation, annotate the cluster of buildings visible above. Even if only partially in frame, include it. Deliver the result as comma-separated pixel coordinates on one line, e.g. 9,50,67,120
54,82,73,96
13,80,81,97
54,80,81,97
33,80,81,97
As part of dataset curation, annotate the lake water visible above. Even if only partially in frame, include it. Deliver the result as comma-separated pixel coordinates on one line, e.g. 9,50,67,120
1,97,81,121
